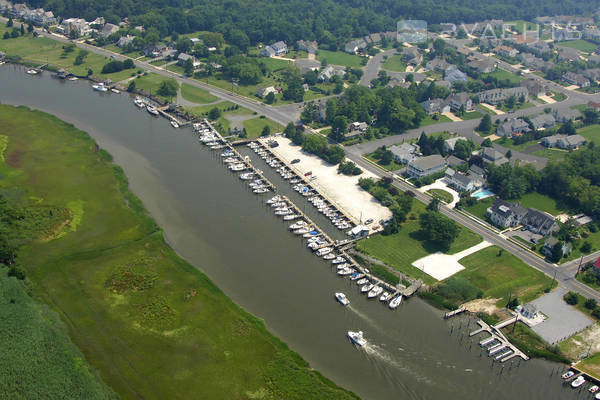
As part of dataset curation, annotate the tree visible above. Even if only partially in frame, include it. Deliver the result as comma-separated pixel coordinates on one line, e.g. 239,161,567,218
127,80,136,92
68,28,80,39
3,32,9,40
481,138,492,147
261,125,271,136
478,114,492,133
585,298,597,310
87,68,93,76
265,91,275,104
564,291,579,305
208,107,221,120
581,241,592,254
380,150,393,165
330,115,348,142
283,122,296,138
419,210,459,250
156,79,178,99
184,58,194,76
123,58,135,69
0,236,17,265
427,197,440,211
506,150,512,159
6,17,12,27
27,22,33,33
74,50,88,65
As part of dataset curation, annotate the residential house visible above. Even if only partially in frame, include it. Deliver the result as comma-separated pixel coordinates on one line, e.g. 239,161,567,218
446,92,473,112
100,23,119,38
553,108,582,122
589,54,600,64
444,67,467,84
425,57,451,72
486,199,527,228
522,208,559,235
469,164,486,177
588,101,600,112
583,68,600,82
296,40,318,54
446,171,483,192
143,44,170,58
527,41,552,55
445,155,467,168
519,303,539,319
406,155,447,178
563,71,590,87
479,147,508,165
177,53,201,68
256,86,277,98
344,39,367,54
520,78,548,97
0,0,10,12
496,118,531,137
261,41,287,57
494,45,518,58
530,114,555,130
401,47,423,66
117,35,135,48
59,18,91,36
557,47,581,63
318,65,345,83
476,87,528,105
433,80,451,90
467,59,497,73
584,28,600,41
574,214,593,227
543,237,571,257
443,136,467,152
420,99,450,115
541,134,586,149
389,143,420,164
28,9,56,26
10,3,29,18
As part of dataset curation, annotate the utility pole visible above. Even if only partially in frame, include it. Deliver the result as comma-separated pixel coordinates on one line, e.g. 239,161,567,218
575,254,584,277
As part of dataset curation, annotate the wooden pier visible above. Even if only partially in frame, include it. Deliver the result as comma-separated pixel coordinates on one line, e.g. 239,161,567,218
444,307,466,319
469,319,529,363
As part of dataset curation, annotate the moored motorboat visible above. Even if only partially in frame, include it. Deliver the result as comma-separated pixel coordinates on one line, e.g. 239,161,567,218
146,105,159,115
379,292,391,302
134,97,145,108
337,267,354,276
356,278,369,285
367,286,383,299
347,331,367,346
361,283,374,293
293,227,311,235
26,68,39,75
335,292,349,306
283,214,300,221
332,256,346,265
571,376,585,388
389,295,403,309
316,247,332,256
322,253,336,260
170,120,179,128
111,88,120,94
562,371,575,379
350,273,364,281
289,221,307,230
92,82,108,92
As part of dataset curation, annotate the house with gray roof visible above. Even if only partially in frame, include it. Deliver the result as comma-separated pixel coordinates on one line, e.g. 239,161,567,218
476,87,528,105
425,57,451,72
420,99,450,115
444,67,467,84
446,170,483,192
443,136,467,152
530,114,555,130
541,134,586,149
496,118,531,137
446,92,472,112
487,199,528,228
261,41,287,57
479,147,508,165
406,155,447,178
389,143,420,164
100,23,119,38
563,72,590,87
296,40,318,54
344,39,367,54
520,78,548,97
467,59,497,73
522,208,558,236
553,108,582,123
401,47,423,66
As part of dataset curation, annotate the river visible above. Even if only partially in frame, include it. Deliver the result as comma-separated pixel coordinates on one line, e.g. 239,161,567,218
0,64,580,399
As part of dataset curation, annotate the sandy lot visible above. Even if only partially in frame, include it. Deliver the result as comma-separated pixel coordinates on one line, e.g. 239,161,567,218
462,298,501,314
260,137,392,228
412,240,491,281
441,112,462,122
537,94,556,104
480,103,505,115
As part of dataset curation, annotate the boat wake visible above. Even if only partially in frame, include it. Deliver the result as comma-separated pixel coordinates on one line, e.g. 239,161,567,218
347,305,381,330
363,343,434,385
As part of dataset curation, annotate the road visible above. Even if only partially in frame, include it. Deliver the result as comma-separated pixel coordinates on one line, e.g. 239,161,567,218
10,19,600,300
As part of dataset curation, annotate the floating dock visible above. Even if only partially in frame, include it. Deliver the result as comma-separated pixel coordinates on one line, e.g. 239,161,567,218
470,319,529,363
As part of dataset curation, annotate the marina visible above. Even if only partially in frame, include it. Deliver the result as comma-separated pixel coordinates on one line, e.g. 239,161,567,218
1,64,587,400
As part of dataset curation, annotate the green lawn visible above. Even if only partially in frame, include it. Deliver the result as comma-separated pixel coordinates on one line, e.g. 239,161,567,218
0,105,357,400
180,83,218,104
552,91,568,102
578,124,600,144
242,117,284,138
316,49,363,68
382,55,406,72
356,202,482,283
427,188,454,203
463,197,495,219
461,111,484,120
420,114,453,127
463,192,564,219
557,39,598,53
134,73,178,102
364,154,404,172
531,147,570,163
481,68,524,85
457,246,555,306
258,57,292,71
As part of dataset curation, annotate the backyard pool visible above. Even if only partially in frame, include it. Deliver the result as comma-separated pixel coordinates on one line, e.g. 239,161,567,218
471,188,495,199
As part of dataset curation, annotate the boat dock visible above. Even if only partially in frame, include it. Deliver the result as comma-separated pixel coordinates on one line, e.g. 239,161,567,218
444,307,467,319
469,319,529,363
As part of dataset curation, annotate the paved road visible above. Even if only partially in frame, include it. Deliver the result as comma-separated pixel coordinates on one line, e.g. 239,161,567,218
11,19,600,300
360,48,397,87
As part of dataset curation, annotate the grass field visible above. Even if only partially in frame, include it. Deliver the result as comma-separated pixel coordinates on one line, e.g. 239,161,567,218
457,246,555,306
464,192,564,219
420,114,452,127
0,270,117,399
133,73,178,102
242,117,284,138
461,111,484,120
382,55,406,72
0,24,131,82
557,39,598,53
578,124,600,144
531,147,570,163
481,68,524,85
356,202,482,283
427,188,454,203
463,197,494,219
259,57,292,71
0,105,357,400
180,83,218,104
364,154,404,171
316,49,363,68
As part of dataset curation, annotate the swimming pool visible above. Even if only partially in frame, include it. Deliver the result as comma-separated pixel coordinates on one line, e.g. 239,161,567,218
471,188,495,199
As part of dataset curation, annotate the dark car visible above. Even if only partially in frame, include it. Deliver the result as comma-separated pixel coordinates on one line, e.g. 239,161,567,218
291,159,301,164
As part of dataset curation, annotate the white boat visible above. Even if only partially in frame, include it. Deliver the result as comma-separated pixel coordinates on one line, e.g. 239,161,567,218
240,172,255,180
336,263,348,270
275,209,292,216
266,196,282,204
68,76,79,81
223,157,238,164
571,376,585,388
335,292,349,306
294,227,311,235
26,69,39,75
170,120,179,128
332,257,346,265
322,253,336,260
361,283,374,293
367,286,383,299
111,88,120,94
283,214,300,221
254,188,269,194
146,105,159,116
562,371,575,379
92,82,108,92
350,273,364,281
316,247,332,257
289,221,307,230
356,278,369,285
347,331,367,347
380,292,391,302
589,385,599,393
389,295,403,309
596,393,600,400
134,97,145,108
338,267,354,276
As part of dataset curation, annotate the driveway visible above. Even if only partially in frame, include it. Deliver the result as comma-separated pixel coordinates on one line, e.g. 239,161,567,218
418,178,460,208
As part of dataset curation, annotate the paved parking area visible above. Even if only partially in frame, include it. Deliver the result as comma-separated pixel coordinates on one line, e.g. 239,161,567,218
529,287,594,344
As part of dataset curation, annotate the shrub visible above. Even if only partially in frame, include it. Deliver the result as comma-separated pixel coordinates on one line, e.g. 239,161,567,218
585,298,597,310
564,291,579,305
